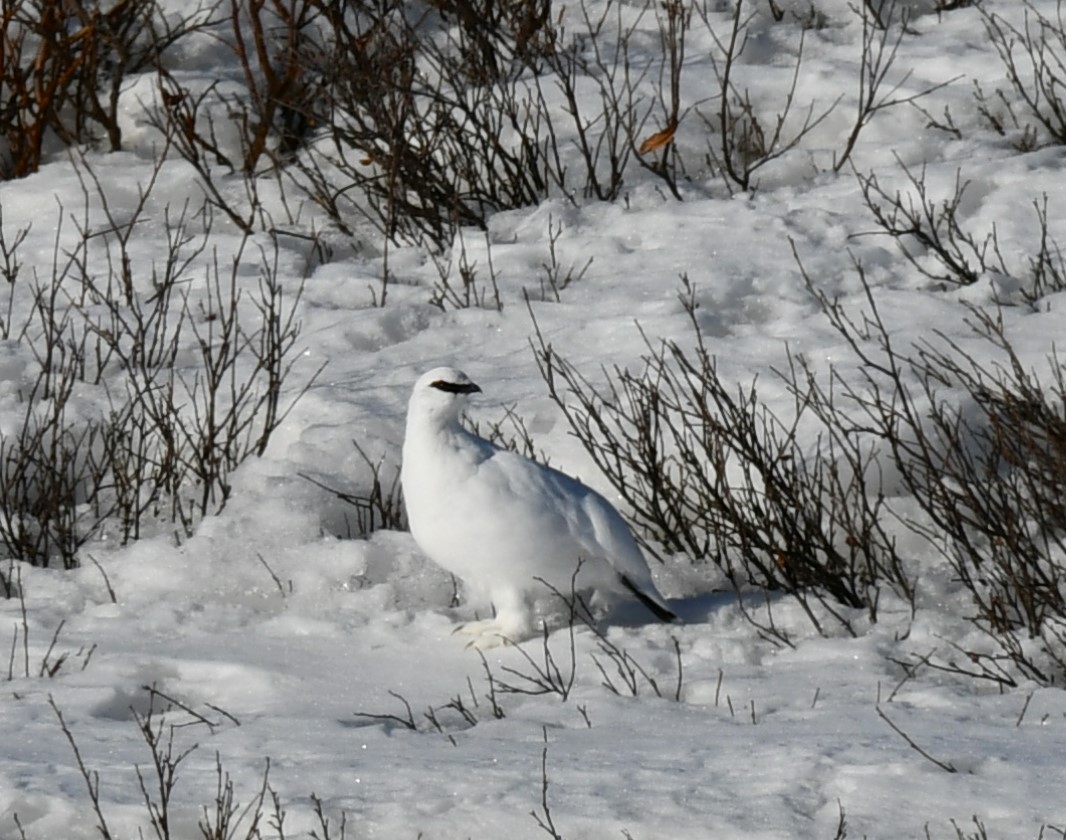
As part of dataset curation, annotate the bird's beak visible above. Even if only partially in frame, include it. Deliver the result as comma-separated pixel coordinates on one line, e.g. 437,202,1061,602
430,379,482,395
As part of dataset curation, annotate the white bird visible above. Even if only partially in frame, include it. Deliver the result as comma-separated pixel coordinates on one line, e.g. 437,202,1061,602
401,366,677,647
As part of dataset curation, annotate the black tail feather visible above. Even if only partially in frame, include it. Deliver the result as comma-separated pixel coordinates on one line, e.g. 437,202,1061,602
619,575,678,623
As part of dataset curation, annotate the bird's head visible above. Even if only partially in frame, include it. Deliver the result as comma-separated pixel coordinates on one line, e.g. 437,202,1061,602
407,366,482,427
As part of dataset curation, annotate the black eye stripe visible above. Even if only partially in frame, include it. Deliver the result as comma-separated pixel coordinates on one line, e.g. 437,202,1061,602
430,379,481,394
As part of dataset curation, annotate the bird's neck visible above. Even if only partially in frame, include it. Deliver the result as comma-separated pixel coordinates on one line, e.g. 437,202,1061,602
406,413,465,449
405,415,489,471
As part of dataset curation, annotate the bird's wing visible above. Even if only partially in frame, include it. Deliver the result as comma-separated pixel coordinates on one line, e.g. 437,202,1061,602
478,446,589,526
481,446,655,586
577,489,659,590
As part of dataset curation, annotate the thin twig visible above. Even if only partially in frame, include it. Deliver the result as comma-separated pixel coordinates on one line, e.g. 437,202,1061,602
876,705,957,773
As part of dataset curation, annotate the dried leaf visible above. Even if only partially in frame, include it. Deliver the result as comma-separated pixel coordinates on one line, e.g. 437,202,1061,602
639,123,677,155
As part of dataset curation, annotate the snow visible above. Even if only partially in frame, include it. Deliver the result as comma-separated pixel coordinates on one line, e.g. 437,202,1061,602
3,1,1066,838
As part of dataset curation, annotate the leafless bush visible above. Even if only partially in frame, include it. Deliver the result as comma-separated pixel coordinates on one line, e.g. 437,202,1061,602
630,0,693,199
981,1,1066,148
309,795,350,840
492,570,587,701
531,726,564,840
300,442,407,537
1024,194,1066,305
96,164,320,518
859,159,1066,301
227,0,323,173
696,0,838,193
833,2,955,173
4,565,97,676
0,157,319,565
807,262,1066,686
532,281,914,642
49,688,279,840
146,0,319,235
530,572,685,699
972,81,1040,152
286,0,689,250
858,158,1006,287
0,230,129,566
0,206,29,334
356,678,505,740
148,71,297,236
0,0,220,178
356,572,681,740
876,702,958,774
429,229,502,311
694,0,949,190
529,215,1066,673
91,219,317,539
537,1,648,202
528,215,594,303
0,358,118,567
50,695,118,840
294,0,555,254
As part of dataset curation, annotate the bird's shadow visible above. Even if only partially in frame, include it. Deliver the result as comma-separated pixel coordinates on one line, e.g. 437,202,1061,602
606,588,781,629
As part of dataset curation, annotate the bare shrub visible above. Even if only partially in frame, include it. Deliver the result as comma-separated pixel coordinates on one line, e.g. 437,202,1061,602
529,226,1066,676
356,571,681,737
300,442,407,537
429,229,502,311
531,280,914,642
972,80,1040,152
0,225,131,566
284,0,702,249
147,0,320,234
833,1,955,173
981,1,1066,147
0,156,319,566
83,219,321,538
531,726,563,840
227,0,324,174
294,0,554,253
147,70,300,236
630,0,693,199
0,206,30,334
4,565,97,675
50,688,276,840
536,0,649,202
356,681,504,739
0,0,219,178
859,158,1066,301
1023,194,1066,305
696,0,838,193
528,215,594,303
692,0,950,190
857,158,1006,287
0,359,118,568
807,262,1066,686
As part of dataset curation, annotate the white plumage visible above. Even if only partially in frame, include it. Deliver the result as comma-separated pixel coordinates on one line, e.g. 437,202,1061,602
401,366,676,646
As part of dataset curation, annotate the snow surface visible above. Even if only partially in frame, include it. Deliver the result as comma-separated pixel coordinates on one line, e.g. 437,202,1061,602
2,1,1066,838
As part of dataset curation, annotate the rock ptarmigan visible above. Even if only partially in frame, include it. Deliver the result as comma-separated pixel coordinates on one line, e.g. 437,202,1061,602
401,366,676,647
